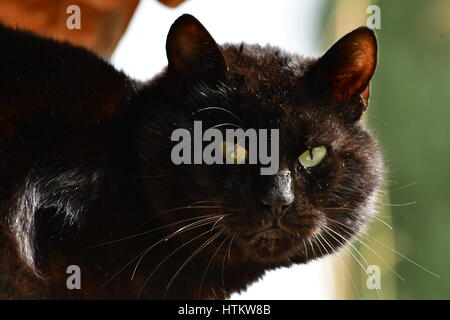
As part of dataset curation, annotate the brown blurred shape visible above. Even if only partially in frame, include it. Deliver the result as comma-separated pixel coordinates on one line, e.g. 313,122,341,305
0,0,187,58
157,0,186,8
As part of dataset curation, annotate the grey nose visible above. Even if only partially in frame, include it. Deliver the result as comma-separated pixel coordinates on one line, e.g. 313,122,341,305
261,169,294,217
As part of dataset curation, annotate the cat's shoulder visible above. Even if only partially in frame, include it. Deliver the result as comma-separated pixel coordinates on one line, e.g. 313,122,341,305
0,23,136,121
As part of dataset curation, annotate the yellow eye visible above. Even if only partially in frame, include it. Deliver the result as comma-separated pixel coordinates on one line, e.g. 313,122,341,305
298,146,327,168
221,141,248,164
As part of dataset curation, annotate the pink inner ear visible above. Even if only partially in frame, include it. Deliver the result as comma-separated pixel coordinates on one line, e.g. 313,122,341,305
329,65,372,103
319,27,377,103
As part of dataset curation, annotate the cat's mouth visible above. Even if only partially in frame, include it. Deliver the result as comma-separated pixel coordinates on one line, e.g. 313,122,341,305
247,227,294,260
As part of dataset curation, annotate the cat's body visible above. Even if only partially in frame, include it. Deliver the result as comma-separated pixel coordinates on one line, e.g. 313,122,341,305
0,15,383,299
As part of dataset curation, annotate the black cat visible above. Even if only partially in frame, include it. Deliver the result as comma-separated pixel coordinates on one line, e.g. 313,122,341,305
0,14,382,299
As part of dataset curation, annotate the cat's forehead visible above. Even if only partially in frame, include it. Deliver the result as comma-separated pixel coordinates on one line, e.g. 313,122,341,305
221,44,318,112
222,44,315,89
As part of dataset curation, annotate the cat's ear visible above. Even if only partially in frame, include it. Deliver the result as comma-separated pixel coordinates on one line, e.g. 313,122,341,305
315,27,377,118
166,14,227,89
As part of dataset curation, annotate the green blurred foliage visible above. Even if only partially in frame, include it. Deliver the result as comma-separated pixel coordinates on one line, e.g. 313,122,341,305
369,0,450,299
321,0,450,299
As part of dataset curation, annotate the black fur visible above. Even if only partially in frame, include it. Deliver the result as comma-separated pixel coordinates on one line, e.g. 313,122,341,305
0,15,383,299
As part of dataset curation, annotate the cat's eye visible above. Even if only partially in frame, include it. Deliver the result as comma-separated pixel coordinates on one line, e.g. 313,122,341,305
298,146,327,168
221,141,248,164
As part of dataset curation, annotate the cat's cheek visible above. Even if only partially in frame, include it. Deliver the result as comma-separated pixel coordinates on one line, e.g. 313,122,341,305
299,166,334,196
280,206,322,238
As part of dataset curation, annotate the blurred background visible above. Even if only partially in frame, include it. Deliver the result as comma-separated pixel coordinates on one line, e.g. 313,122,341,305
1,0,448,299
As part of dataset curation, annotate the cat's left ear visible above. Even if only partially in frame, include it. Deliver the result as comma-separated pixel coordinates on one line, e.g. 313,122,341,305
166,14,227,90
315,27,377,119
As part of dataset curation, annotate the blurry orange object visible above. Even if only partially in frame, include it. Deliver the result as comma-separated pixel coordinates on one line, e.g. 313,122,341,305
0,0,186,58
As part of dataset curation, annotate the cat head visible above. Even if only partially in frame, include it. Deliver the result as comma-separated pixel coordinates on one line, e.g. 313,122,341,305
138,14,383,265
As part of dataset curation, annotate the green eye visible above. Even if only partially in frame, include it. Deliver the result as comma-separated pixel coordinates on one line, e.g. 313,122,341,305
298,146,327,168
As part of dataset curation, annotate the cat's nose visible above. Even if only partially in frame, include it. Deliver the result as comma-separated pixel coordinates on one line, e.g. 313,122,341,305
261,193,294,217
261,168,294,217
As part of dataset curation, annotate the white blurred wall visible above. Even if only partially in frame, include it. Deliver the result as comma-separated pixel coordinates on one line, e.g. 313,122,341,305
112,0,325,81
112,0,335,300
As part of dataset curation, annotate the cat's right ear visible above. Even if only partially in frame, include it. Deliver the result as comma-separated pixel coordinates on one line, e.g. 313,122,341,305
166,14,227,90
